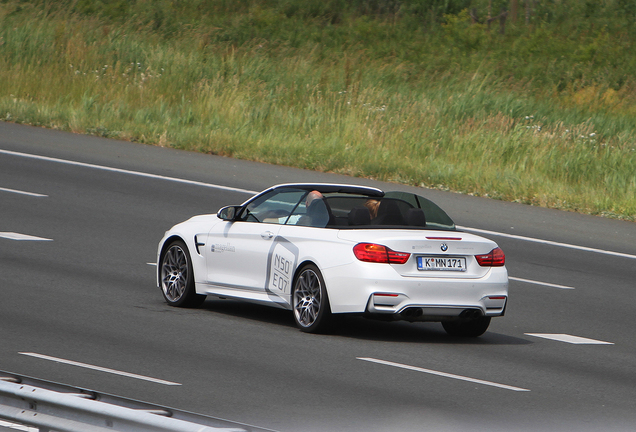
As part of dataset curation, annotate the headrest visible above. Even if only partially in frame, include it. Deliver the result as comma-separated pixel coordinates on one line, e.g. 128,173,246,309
348,207,371,226
406,208,426,227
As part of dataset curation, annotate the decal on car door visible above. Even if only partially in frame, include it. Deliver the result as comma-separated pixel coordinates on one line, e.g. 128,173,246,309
265,236,299,306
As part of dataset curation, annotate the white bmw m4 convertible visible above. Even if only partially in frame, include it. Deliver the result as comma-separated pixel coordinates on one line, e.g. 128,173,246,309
157,183,508,337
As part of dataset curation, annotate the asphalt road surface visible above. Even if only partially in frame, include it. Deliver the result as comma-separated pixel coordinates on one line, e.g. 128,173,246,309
1,121,635,431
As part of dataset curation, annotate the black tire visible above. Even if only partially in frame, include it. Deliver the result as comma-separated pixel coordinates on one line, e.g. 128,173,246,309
442,316,491,337
159,239,206,307
292,264,333,333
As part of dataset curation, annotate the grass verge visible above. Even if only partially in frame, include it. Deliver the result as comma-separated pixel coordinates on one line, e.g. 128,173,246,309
1,1,635,220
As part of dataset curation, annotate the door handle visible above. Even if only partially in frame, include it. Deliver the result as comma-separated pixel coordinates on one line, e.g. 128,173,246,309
261,231,274,240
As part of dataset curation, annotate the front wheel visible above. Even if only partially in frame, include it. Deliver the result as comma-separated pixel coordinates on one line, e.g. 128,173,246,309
442,316,491,337
160,239,206,307
292,264,333,333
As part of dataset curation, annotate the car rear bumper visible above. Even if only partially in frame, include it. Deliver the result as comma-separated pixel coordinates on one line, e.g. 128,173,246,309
322,262,508,319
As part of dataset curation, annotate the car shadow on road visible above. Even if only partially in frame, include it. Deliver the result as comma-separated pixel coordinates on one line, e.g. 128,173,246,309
200,298,295,327
199,299,531,346
334,315,531,345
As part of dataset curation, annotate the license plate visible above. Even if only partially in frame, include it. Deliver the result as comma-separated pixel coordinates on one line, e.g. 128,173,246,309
417,256,467,272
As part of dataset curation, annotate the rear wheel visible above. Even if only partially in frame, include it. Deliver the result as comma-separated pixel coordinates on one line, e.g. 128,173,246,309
160,240,206,307
292,264,333,333
442,316,491,337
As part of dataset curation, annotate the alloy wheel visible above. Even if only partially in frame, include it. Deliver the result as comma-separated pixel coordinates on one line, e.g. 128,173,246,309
293,268,322,327
161,245,189,302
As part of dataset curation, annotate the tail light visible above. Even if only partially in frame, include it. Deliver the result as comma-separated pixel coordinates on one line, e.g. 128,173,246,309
475,247,505,267
353,243,411,264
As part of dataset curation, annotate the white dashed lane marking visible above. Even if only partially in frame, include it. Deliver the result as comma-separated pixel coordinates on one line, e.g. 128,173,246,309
525,334,614,345
19,353,182,385
0,232,52,241
357,357,530,392
0,186,48,197
509,276,575,290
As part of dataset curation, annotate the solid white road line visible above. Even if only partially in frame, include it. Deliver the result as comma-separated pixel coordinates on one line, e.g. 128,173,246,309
4,149,634,261
357,357,530,392
19,352,182,386
0,149,259,195
0,232,52,241
459,225,636,260
0,186,47,197
509,276,575,290
525,334,614,345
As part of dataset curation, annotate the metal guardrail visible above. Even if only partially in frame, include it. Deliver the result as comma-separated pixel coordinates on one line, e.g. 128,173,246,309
0,371,275,432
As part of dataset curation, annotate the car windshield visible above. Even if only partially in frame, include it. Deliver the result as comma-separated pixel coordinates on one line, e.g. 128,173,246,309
240,187,456,231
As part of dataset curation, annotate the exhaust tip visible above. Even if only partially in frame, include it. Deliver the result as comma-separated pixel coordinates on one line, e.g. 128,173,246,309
459,309,482,319
401,307,424,319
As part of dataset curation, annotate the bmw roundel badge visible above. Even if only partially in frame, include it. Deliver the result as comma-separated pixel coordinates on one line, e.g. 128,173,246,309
440,243,448,252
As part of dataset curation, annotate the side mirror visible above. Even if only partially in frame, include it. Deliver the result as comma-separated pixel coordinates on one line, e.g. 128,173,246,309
217,205,241,221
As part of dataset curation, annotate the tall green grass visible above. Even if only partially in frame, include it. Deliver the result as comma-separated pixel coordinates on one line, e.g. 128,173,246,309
1,0,635,219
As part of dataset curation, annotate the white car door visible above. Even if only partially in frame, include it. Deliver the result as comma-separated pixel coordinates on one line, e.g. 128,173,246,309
205,220,282,291
204,188,307,295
